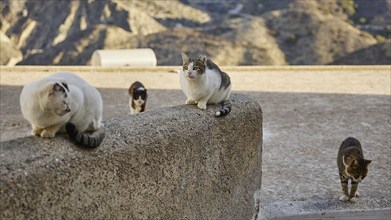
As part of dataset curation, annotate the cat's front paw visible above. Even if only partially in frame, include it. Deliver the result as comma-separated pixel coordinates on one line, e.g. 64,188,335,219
339,195,349,202
40,129,56,138
32,127,43,136
354,192,360,197
185,99,197,105
349,197,358,203
197,102,207,110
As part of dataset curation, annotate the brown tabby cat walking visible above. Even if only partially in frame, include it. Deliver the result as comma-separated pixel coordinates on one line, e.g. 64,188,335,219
337,137,371,202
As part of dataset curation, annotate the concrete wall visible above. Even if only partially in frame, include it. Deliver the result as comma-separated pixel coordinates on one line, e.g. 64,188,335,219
0,93,262,219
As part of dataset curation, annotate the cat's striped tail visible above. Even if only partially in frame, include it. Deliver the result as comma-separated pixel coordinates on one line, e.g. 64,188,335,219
215,99,232,117
66,123,105,148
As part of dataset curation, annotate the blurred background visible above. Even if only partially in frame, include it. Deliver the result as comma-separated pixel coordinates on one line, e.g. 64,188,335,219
1,0,390,66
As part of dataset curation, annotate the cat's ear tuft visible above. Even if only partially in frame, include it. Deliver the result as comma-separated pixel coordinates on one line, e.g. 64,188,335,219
43,82,56,95
365,159,372,165
198,55,207,64
182,53,190,64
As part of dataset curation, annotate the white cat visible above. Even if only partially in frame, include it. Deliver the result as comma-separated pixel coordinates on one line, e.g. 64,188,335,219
180,53,232,116
20,72,105,148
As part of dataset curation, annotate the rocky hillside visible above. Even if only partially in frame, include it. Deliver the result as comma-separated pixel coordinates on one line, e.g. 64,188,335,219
331,40,391,64
1,0,390,66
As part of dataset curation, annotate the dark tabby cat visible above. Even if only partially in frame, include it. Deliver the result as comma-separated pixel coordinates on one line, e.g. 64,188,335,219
337,137,371,202
128,81,147,114
180,53,232,117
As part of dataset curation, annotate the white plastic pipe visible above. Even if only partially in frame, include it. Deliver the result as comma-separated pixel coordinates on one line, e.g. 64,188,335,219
91,49,157,67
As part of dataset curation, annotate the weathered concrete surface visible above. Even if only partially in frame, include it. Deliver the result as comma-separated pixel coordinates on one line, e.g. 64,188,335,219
0,93,263,219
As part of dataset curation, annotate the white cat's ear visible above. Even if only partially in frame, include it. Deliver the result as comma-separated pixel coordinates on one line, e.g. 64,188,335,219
198,55,207,64
42,82,57,95
53,83,67,93
42,82,60,95
182,53,190,64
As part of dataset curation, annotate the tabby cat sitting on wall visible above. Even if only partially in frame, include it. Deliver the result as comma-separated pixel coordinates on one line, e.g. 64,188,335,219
180,53,232,117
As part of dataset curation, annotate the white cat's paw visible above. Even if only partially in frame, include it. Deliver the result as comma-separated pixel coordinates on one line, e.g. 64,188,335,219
31,128,42,136
339,195,349,202
354,192,360,197
185,99,197,105
40,130,55,138
349,197,358,203
197,102,207,110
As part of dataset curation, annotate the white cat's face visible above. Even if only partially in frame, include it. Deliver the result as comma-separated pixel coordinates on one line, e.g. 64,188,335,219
39,82,71,116
182,53,206,80
183,62,200,79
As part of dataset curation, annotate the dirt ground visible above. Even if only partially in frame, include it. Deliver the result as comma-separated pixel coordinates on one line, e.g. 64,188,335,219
1,66,390,217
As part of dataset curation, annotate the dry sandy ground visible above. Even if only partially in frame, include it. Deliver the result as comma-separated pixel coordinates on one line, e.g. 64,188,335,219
1,66,390,218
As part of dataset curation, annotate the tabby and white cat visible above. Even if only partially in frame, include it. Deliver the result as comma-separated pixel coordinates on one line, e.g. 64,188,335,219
337,137,371,202
20,72,105,148
180,53,232,116
128,81,147,114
